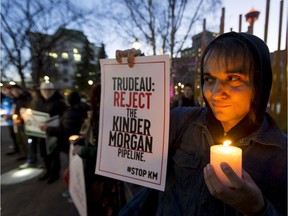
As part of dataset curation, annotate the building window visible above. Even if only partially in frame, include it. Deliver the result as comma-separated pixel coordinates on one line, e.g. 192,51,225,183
63,69,68,75
62,52,69,59
73,48,78,53
48,52,58,58
74,53,81,62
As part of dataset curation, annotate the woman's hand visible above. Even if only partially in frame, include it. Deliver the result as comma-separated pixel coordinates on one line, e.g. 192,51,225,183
39,124,48,131
204,162,265,215
115,48,142,68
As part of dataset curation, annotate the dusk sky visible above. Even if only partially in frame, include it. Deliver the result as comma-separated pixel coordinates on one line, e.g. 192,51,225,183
2,0,287,81
100,0,287,58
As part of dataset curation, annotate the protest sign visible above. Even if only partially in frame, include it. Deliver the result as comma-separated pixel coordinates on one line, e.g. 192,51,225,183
20,108,50,138
96,55,170,191
69,146,87,216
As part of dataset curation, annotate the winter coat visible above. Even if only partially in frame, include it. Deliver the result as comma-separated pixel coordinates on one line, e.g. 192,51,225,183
37,91,67,117
119,107,287,216
46,101,89,153
12,91,32,116
119,32,287,216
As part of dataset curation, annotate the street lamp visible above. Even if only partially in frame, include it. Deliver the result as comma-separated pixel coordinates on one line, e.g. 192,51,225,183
132,38,141,50
88,80,93,85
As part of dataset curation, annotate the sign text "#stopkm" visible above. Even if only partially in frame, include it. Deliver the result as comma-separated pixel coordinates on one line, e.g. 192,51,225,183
127,166,158,180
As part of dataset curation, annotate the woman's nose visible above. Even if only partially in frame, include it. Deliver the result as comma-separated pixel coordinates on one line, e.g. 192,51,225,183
211,80,228,99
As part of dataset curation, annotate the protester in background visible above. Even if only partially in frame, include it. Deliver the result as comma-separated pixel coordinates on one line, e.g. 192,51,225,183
19,84,45,169
1,86,18,156
171,83,199,109
40,90,89,199
39,91,89,154
8,85,32,160
72,83,127,216
116,32,287,215
37,82,67,184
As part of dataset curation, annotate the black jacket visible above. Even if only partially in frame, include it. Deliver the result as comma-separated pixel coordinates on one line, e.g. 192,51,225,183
46,101,90,153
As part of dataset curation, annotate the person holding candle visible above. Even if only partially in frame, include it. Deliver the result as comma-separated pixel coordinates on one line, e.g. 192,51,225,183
7,85,32,160
116,32,287,216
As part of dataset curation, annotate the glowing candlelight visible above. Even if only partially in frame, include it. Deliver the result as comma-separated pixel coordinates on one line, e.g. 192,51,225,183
69,135,79,144
26,108,32,115
12,114,18,120
210,140,242,187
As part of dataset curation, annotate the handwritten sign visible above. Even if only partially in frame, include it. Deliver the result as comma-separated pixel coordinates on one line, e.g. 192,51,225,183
96,55,170,191
69,146,87,216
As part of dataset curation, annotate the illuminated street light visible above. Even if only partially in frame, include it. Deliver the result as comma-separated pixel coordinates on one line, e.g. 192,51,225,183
132,38,141,50
9,81,16,85
88,80,93,85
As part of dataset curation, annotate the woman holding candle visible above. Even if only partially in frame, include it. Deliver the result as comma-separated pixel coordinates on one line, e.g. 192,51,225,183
116,32,287,216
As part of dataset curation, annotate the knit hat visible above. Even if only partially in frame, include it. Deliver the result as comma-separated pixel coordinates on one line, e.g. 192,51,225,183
39,82,55,90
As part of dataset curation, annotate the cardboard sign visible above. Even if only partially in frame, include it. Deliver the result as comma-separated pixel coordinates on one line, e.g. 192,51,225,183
96,55,170,191
20,108,50,138
69,146,87,216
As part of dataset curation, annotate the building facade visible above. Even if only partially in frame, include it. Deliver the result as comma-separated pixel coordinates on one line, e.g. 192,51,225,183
27,28,104,91
172,31,218,101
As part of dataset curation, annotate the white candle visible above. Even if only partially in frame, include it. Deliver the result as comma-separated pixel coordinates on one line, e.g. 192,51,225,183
26,108,32,115
210,140,242,187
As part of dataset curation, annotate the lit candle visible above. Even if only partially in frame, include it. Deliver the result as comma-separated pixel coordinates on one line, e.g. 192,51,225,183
26,108,32,115
69,135,79,145
210,140,242,187
12,114,18,120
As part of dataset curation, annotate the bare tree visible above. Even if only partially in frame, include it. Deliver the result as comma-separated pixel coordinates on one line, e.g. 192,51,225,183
1,0,92,87
103,0,221,62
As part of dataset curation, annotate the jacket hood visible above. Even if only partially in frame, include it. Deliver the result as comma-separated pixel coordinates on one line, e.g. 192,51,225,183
200,32,272,125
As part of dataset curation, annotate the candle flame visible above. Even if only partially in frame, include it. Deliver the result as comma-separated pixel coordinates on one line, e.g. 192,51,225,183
26,108,32,114
69,135,79,141
223,140,232,147
12,114,18,120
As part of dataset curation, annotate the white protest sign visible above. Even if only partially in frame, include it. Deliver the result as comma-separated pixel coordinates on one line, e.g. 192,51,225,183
96,55,170,191
20,108,50,138
69,146,87,216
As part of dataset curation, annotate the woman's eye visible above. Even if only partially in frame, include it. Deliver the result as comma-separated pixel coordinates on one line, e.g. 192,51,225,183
227,75,240,81
204,76,214,83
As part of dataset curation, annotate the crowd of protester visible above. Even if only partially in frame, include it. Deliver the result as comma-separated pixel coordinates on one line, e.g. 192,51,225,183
1,31,286,216
1,81,133,216
0,79,197,215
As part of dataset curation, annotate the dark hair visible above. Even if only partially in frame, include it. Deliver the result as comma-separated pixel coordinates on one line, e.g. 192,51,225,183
10,85,24,90
201,36,259,123
184,83,193,89
67,91,81,106
89,83,101,111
